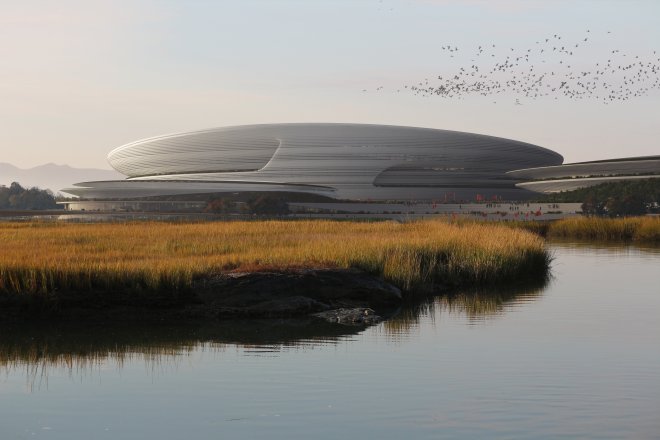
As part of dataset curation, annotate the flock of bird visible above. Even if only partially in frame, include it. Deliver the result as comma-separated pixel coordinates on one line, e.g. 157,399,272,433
365,31,660,104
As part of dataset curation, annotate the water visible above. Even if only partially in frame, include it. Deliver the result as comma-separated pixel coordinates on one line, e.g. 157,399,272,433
1,243,659,439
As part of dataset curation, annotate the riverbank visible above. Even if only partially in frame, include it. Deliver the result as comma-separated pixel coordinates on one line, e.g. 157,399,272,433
0,220,549,321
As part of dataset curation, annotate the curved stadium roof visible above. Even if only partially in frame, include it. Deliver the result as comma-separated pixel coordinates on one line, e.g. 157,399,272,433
65,123,566,200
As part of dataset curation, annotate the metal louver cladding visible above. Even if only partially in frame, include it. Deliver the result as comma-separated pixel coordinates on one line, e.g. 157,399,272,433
507,157,660,180
63,123,565,200
108,127,281,177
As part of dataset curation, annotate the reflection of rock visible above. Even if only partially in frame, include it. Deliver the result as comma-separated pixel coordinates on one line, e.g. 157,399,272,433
194,269,401,318
312,308,382,325
0,318,377,370
382,278,549,335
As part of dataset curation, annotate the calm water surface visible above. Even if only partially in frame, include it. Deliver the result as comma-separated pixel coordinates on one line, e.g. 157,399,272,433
1,243,659,439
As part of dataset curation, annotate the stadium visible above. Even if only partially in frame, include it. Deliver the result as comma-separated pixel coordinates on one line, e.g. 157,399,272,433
63,123,562,201
61,123,659,205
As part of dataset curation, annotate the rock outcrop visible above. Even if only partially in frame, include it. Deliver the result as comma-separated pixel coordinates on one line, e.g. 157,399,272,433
193,268,401,319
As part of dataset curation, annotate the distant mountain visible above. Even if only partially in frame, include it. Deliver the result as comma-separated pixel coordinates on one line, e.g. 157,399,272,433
0,163,124,195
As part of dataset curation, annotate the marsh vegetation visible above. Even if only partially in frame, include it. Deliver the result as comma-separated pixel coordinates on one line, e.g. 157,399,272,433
545,216,660,241
0,220,549,298
503,216,660,242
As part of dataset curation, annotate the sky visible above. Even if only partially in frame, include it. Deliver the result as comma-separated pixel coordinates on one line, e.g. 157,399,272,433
1,0,659,170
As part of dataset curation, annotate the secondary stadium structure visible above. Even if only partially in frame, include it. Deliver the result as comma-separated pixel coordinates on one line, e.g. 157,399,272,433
62,123,659,202
508,156,660,193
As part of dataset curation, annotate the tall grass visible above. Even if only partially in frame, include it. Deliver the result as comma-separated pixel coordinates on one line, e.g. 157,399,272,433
491,216,660,242
0,220,549,296
547,216,660,241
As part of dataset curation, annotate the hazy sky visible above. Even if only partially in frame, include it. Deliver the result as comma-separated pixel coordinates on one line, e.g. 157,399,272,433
1,0,659,169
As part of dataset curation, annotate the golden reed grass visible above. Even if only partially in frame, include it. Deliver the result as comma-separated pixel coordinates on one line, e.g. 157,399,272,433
492,216,660,241
0,220,549,296
547,216,660,241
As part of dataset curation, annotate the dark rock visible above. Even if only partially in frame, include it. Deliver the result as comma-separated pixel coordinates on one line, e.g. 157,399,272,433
194,268,401,318
213,296,330,318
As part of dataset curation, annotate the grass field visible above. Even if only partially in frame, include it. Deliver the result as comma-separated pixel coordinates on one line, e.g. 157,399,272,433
0,220,549,296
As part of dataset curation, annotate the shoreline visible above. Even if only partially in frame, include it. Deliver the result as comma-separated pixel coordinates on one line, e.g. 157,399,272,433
0,268,404,323
0,219,558,323
1,216,657,323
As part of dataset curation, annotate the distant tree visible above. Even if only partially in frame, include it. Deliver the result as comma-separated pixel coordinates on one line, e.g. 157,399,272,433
0,182,58,210
0,187,9,209
581,194,605,216
605,194,646,217
9,182,24,196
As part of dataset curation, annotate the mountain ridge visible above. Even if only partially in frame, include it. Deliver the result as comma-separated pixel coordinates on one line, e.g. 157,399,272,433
0,162,124,194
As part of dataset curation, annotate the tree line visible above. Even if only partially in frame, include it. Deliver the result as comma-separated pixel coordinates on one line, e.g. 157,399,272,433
0,182,59,210
540,178,660,216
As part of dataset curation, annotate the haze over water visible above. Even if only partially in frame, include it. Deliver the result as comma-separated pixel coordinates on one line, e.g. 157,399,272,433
1,243,658,439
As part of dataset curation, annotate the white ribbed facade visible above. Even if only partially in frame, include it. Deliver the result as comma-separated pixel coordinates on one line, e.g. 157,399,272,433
64,123,567,200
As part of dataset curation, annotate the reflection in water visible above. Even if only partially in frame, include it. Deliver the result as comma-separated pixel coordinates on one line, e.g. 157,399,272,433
382,279,548,336
2,243,658,439
0,319,366,386
0,280,548,384
440,282,546,321
549,238,660,255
